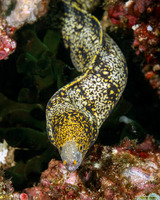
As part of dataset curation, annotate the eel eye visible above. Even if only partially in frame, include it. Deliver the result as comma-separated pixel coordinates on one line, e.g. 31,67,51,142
74,160,77,165
79,144,83,153
63,160,67,165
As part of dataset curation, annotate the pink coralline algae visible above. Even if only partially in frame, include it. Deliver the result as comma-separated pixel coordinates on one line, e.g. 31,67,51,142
108,2,137,28
108,0,153,28
105,0,160,97
20,193,29,200
0,135,160,199
133,18,160,95
24,160,99,199
0,0,49,60
0,18,16,60
14,135,160,200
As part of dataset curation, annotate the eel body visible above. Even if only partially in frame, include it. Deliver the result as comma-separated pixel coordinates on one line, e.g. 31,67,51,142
46,0,128,171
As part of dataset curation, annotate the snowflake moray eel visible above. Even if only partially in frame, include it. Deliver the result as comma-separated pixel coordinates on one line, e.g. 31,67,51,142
46,0,128,171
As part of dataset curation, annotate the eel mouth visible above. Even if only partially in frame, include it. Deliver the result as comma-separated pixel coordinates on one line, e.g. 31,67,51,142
64,160,79,171
60,140,82,171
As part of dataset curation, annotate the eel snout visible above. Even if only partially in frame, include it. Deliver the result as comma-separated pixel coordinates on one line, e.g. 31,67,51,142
60,140,83,171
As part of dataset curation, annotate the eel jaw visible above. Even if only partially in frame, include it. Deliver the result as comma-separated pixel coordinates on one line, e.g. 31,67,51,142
60,140,82,172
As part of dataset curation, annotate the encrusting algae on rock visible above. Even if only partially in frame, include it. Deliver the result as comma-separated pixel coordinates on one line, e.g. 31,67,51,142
102,0,160,97
26,135,160,199
0,0,49,60
0,135,159,199
46,0,128,171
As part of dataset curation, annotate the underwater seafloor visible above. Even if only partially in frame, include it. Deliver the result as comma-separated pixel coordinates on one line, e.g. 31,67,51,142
0,0,160,199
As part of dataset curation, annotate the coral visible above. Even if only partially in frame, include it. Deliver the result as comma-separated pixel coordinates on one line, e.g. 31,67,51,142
108,2,137,28
0,0,49,60
5,0,50,29
0,174,14,199
0,140,16,170
103,0,160,97
0,135,160,199
0,18,16,60
105,0,153,28
0,174,30,199
0,140,8,165
15,135,160,199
